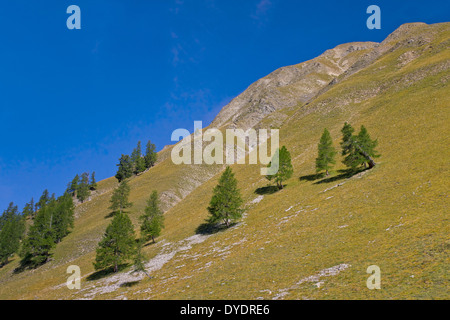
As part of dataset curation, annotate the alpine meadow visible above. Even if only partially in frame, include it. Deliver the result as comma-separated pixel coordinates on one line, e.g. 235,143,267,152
0,21,449,301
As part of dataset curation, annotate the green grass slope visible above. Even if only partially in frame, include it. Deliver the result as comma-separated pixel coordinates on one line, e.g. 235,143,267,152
0,22,448,300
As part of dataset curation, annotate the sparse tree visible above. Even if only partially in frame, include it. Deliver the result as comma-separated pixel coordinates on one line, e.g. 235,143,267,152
0,202,17,229
131,141,142,164
67,174,80,197
207,167,243,228
109,180,133,215
356,125,380,168
0,203,25,266
341,123,379,169
36,189,51,211
135,157,146,175
90,171,98,191
266,146,293,190
133,239,152,279
77,172,91,203
51,193,75,243
341,122,362,169
139,191,164,243
22,198,35,219
115,154,133,183
316,128,337,176
20,194,75,268
131,141,146,175
144,140,157,169
20,202,56,267
94,212,136,273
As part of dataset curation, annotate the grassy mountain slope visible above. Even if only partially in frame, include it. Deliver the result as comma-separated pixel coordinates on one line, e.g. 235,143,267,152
0,22,448,300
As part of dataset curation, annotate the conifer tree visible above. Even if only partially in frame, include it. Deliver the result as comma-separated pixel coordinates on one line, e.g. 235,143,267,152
77,172,91,203
115,155,133,183
207,167,243,228
341,123,380,169
139,191,164,243
266,146,294,190
67,174,80,197
144,140,157,169
20,203,56,267
356,125,380,168
94,212,136,273
22,198,35,219
315,128,337,176
0,203,25,266
135,157,146,175
131,141,142,164
109,180,133,215
51,193,75,243
131,141,146,175
0,202,17,228
36,189,51,211
20,194,75,268
90,171,98,191
133,239,152,279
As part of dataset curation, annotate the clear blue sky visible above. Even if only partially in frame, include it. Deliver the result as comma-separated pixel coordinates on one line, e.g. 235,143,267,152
0,0,448,212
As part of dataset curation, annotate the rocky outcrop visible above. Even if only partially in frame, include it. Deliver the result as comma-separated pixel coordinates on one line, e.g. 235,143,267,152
210,42,378,131
210,22,449,132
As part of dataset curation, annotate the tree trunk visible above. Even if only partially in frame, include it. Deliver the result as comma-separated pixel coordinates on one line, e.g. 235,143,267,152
355,144,376,169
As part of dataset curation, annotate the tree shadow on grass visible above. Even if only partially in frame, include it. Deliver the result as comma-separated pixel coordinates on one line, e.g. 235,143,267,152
195,222,238,235
143,241,157,248
255,186,280,195
13,263,27,274
87,264,129,281
299,173,325,182
13,255,48,274
120,280,141,288
314,168,368,185
104,211,116,219
0,259,13,270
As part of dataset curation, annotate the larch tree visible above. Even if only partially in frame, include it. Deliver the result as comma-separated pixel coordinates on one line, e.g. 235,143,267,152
207,166,243,228
67,174,80,197
20,202,56,267
0,203,25,266
133,239,152,279
109,180,133,215
19,194,75,269
51,193,75,244
341,123,380,169
90,171,98,191
22,198,35,219
115,154,134,183
77,172,91,203
36,189,51,211
266,146,294,190
94,212,136,273
144,140,157,169
316,128,337,176
355,125,380,168
139,191,164,243
131,141,146,175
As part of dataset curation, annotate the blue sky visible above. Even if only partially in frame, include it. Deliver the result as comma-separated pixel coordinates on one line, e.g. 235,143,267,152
0,0,448,212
